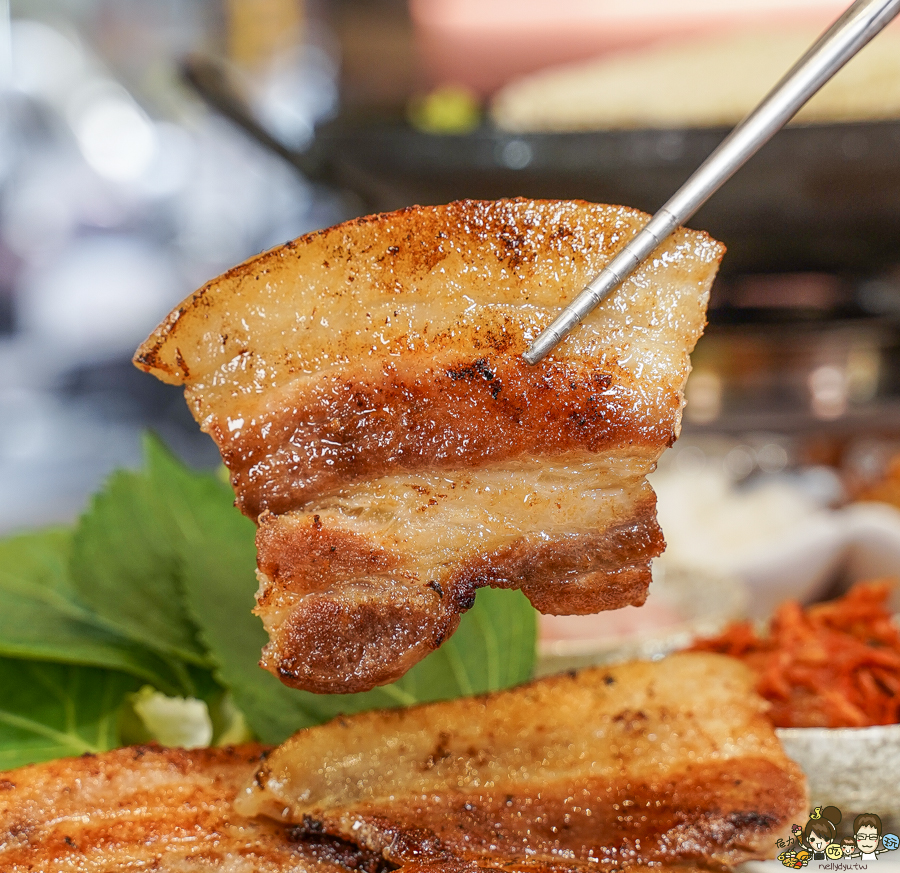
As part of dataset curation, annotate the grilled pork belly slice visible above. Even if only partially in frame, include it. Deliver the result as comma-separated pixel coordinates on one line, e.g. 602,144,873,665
0,743,759,873
256,452,662,692
238,653,808,870
134,199,723,693
0,744,379,873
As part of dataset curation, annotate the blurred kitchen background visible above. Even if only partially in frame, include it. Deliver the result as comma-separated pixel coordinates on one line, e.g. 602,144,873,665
5,0,900,644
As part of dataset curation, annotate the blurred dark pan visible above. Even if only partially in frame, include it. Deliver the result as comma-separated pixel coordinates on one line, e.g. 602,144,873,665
183,55,900,279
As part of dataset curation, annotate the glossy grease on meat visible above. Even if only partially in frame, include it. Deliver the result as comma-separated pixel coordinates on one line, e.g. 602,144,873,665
135,199,723,693
0,744,377,873
237,653,807,869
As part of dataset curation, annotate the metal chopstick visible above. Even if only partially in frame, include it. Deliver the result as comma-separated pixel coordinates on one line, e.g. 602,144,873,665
522,0,900,365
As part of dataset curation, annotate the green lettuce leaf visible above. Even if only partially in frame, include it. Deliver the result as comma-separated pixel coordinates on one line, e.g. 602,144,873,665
69,467,210,670
0,657,141,769
0,529,194,695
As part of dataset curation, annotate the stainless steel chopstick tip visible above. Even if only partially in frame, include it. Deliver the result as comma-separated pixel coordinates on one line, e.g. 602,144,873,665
522,324,566,365
523,287,601,363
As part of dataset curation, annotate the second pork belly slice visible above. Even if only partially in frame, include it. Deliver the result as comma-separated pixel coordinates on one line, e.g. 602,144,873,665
255,451,662,692
236,653,807,870
134,199,723,692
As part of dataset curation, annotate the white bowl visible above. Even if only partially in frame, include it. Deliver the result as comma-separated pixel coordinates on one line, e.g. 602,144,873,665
777,724,900,833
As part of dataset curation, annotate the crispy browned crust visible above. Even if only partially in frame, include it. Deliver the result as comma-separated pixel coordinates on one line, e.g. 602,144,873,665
238,654,808,870
216,356,674,520
0,740,742,873
0,744,364,872
451,499,663,614
254,498,663,693
340,758,798,867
